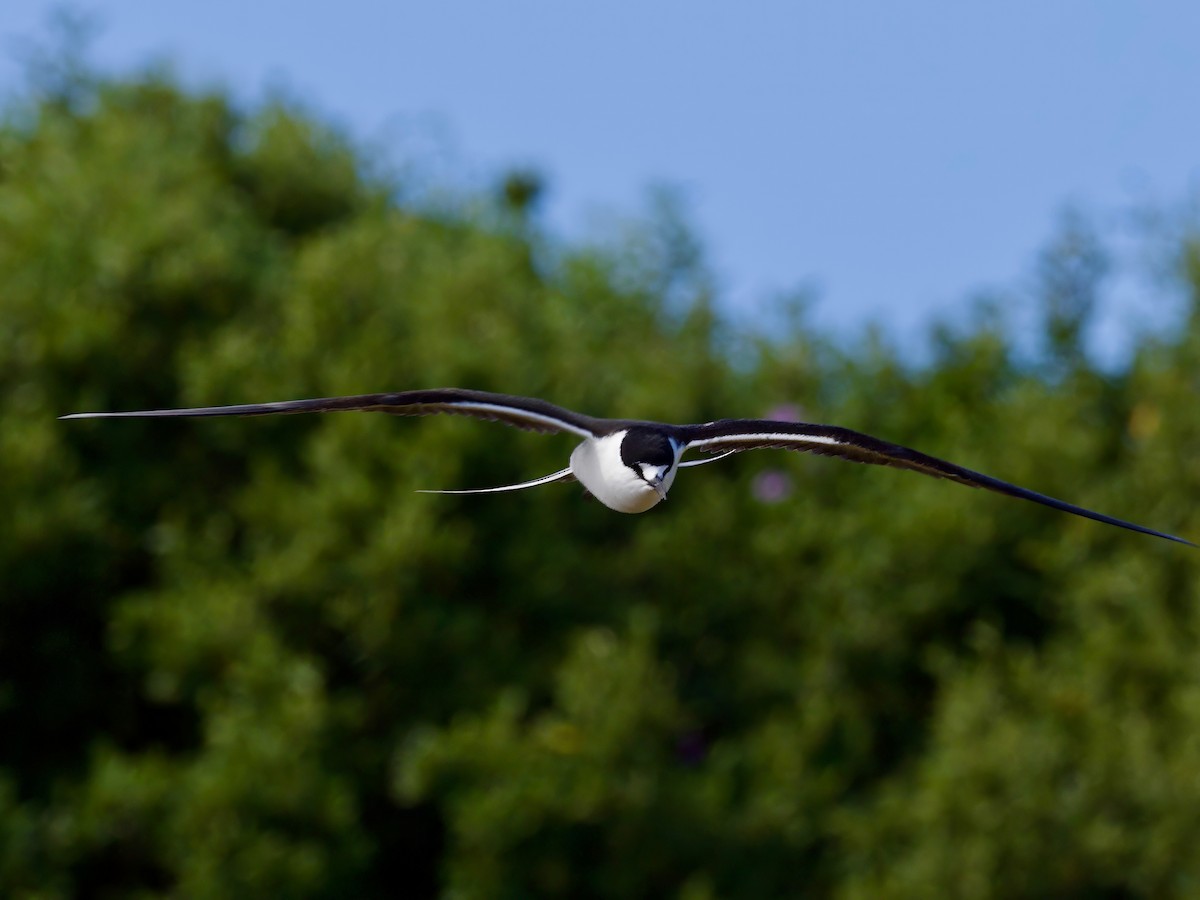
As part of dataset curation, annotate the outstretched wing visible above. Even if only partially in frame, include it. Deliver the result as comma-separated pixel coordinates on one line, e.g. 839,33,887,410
61,389,610,439
677,419,1194,546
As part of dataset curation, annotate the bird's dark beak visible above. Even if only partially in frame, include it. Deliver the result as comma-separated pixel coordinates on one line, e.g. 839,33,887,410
650,467,670,500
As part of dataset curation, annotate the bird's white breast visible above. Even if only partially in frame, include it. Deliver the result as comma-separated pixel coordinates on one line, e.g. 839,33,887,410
570,432,666,514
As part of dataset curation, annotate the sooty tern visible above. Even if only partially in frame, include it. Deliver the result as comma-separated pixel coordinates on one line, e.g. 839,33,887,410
62,388,1193,546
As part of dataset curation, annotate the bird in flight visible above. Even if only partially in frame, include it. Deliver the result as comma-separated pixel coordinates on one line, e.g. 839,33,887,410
62,388,1192,546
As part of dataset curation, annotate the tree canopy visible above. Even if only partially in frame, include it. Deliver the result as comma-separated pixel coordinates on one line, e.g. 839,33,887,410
2,65,1199,898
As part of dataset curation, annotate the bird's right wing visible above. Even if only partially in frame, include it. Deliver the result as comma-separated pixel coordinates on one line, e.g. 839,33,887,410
61,389,611,439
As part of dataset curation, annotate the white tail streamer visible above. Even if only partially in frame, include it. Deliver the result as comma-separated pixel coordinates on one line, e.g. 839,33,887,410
416,466,575,495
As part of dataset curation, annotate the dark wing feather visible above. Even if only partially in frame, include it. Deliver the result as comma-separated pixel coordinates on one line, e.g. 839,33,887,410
678,419,1194,546
61,389,611,439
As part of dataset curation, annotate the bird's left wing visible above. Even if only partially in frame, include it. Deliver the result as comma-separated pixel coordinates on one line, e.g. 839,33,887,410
677,419,1194,546
61,389,608,439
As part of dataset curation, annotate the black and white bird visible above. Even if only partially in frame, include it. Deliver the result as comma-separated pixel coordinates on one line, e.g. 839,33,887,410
62,388,1193,546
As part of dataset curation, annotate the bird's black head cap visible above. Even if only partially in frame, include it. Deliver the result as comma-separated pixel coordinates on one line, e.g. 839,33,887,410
620,427,675,470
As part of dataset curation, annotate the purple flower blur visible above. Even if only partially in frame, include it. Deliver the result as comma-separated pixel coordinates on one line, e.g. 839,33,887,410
752,469,793,504
765,403,804,423
676,731,708,766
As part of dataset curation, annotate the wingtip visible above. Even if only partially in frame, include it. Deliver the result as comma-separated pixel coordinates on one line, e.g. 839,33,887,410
1132,522,1195,548
59,410,167,419
1135,527,1195,548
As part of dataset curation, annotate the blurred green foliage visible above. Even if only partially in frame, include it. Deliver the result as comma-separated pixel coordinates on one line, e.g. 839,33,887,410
1,64,1199,899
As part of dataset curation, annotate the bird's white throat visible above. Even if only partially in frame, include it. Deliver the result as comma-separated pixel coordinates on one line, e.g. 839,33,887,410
569,431,680,514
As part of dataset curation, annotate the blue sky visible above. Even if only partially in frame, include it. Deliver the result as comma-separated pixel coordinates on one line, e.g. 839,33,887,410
5,2,1199,352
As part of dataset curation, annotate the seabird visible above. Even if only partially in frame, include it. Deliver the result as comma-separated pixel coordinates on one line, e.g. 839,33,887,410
61,387,1193,546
